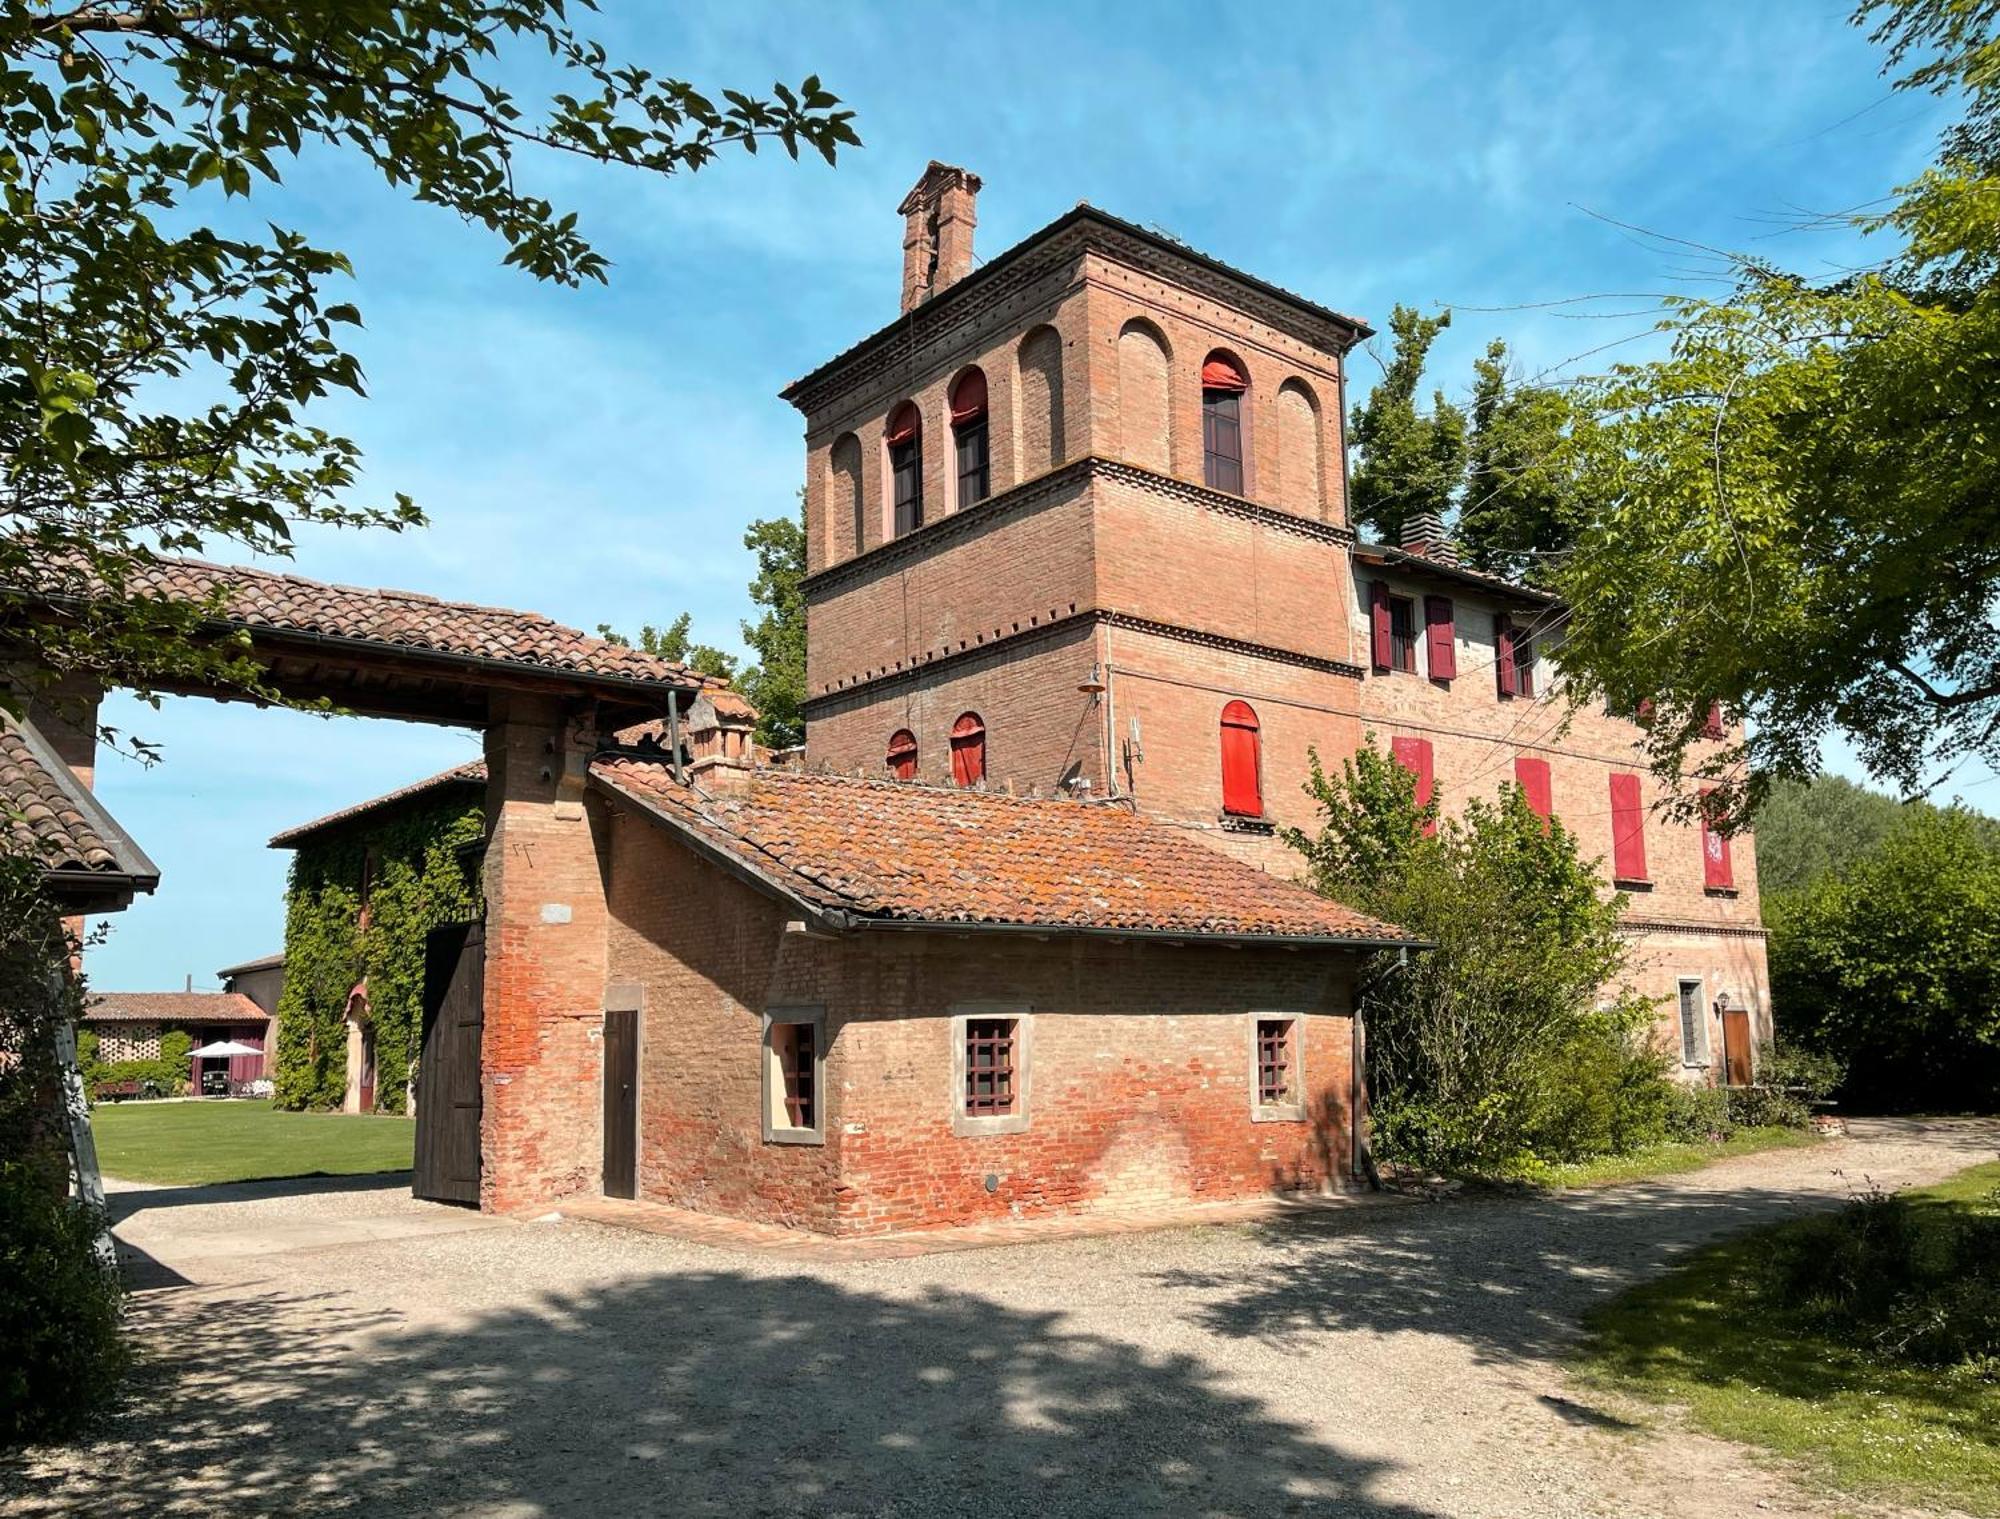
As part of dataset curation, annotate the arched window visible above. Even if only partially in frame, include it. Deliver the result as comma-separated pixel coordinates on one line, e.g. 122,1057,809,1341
886,728,919,780
1202,352,1249,494
1219,699,1262,817
829,433,863,559
949,712,986,787
950,369,990,510
1017,325,1064,477
886,401,923,537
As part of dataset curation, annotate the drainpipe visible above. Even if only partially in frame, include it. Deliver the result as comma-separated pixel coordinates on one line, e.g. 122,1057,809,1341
667,696,685,784
1103,655,1118,798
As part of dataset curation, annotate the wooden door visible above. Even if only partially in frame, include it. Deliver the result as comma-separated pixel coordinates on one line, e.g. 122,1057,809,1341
357,1027,377,1113
1721,1007,1754,1088
602,1008,639,1200
414,920,484,1205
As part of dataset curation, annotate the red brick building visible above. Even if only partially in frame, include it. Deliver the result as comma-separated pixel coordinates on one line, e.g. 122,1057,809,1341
785,162,1770,1089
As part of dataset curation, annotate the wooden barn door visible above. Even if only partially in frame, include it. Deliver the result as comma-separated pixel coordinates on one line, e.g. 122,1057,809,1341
602,1008,638,1200
414,920,484,1205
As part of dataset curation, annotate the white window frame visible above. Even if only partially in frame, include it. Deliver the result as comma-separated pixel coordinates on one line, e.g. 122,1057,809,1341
1676,978,1710,1069
949,1003,1032,1137
762,1005,827,1146
1247,1012,1307,1122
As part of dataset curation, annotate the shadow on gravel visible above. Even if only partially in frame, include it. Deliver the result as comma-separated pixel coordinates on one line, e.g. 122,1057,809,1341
0,1271,1443,1519
104,1170,414,1222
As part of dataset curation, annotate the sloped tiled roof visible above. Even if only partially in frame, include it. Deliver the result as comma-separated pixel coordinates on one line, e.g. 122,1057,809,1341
592,759,1413,946
0,715,157,886
215,951,284,978
41,557,724,692
85,991,268,1025
270,760,486,848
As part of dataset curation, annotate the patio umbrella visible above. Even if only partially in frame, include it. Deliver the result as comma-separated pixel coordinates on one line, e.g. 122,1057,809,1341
188,1040,260,1059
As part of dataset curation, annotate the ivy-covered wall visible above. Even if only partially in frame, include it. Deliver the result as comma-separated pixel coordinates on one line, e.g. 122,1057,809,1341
272,791,483,1113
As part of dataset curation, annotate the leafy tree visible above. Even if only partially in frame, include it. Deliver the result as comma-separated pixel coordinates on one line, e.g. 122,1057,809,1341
1346,305,1466,545
1286,737,1657,1171
1755,771,2000,897
596,613,739,683
735,504,807,750
1552,0,2000,826
1456,339,1583,584
0,3,856,721
1770,807,2000,1112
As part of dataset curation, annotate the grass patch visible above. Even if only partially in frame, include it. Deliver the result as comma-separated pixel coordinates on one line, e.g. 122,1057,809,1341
1579,1160,2000,1517
1514,1126,1819,1189
91,1100,413,1186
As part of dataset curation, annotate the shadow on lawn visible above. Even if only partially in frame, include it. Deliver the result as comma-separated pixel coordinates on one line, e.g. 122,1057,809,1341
2,1272,1442,1519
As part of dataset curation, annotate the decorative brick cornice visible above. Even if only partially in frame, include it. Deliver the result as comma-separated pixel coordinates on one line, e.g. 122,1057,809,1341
803,607,1361,717
804,456,1352,601
781,206,1369,417
1617,915,1770,940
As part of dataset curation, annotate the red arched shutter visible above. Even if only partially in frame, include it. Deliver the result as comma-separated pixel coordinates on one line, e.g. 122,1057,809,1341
949,712,986,787
1220,700,1262,817
886,729,919,781
1389,735,1437,837
1700,787,1734,889
949,368,988,425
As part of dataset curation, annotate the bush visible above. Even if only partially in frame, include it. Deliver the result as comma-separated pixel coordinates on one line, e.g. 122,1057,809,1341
1520,1020,1671,1163
1757,1042,1844,1103
0,1167,126,1445
1662,1083,1734,1143
1725,1084,1812,1129
87,1028,193,1100
1766,1181,2000,1371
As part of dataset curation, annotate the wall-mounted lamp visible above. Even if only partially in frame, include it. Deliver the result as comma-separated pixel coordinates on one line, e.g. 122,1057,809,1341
1077,662,1107,698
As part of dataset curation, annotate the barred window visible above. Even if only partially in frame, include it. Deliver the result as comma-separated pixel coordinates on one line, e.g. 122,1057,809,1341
1256,1019,1295,1105
1389,596,1418,673
963,1017,1017,1117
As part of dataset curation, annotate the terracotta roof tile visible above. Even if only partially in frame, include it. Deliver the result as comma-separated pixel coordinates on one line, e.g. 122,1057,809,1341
0,715,156,883
269,760,486,848
85,991,268,1024
45,557,726,692
592,760,1412,946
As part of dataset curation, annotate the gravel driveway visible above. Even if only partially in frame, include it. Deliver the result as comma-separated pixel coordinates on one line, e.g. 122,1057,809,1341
3,1117,1993,1519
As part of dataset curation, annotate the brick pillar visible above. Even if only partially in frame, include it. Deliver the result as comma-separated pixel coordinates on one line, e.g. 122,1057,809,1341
897,161,982,312
478,697,611,1212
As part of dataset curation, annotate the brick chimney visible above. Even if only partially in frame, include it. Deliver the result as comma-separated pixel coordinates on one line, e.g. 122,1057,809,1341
898,161,981,312
1399,509,1458,565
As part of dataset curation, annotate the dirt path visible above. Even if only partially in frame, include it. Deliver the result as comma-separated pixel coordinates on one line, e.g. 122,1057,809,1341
4,1117,1993,1518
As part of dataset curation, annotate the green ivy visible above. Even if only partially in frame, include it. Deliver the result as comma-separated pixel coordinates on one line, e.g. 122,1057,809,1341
272,794,481,1113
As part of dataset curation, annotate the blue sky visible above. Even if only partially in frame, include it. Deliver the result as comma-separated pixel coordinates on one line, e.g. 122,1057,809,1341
84,0,1984,988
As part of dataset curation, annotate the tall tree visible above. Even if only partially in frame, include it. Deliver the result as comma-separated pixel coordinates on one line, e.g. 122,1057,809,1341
596,613,738,683
1456,339,1583,584
0,3,856,714
1552,0,1999,826
1346,305,1466,545
736,505,806,750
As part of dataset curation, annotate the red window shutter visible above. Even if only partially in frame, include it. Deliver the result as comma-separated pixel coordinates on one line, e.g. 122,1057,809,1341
1425,596,1456,680
1703,701,1725,740
1200,354,1249,393
1609,772,1648,882
1391,735,1436,835
1370,581,1392,671
1220,700,1262,817
886,729,919,780
949,368,988,426
1700,788,1734,889
1495,617,1517,697
1514,756,1552,822
949,712,986,787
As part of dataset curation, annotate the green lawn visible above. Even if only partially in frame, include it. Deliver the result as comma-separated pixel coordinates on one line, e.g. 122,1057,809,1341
1579,1160,2000,1517
91,1099,414,1186
1512,1126,1820,1189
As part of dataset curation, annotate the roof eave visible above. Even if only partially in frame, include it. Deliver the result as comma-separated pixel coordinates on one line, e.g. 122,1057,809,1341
1352,542,1560,607
845,915,1427,952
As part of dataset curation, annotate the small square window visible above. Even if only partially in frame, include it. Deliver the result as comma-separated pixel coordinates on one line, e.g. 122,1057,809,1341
951,1006,1032,1136
762,1007,826,1145
1250,1014,1306,1122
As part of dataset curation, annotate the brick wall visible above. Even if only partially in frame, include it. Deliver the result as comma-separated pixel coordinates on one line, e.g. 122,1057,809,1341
601,801,1361,1236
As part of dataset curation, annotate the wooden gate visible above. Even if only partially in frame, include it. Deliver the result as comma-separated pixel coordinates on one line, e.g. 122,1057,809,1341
414,920,483,1205
602,1007,638,1200
1721,1005,1754,1088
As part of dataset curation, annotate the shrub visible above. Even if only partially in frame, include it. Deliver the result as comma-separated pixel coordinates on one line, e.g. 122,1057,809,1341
1662,1083,1734,1143
1725,1083,1812,1129
0,1167,125,1445
1520,1019,1672,1163
1766,1182,2000,1371
1756,1042,1844,1103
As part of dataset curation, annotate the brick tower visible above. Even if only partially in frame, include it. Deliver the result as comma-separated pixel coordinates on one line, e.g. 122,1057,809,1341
781,162,1372,860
